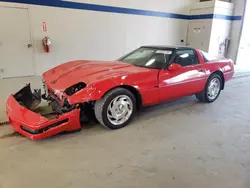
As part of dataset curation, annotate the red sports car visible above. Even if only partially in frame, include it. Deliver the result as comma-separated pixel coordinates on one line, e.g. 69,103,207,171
6,46,234,140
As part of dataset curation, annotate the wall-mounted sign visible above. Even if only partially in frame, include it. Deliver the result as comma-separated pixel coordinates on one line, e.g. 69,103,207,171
42,22,47,32
194,28,201,33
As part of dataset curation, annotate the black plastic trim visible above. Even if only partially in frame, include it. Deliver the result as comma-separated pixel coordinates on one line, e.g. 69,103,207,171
20,119,69,135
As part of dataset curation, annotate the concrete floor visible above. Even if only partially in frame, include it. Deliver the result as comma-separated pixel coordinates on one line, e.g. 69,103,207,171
0,76,250,188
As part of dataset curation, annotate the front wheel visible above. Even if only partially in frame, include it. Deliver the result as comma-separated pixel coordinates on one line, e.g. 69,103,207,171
196,74,222,103
94,88,136,129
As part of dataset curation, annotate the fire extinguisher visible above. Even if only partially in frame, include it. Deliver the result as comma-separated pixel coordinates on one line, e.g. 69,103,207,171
42,36,52,53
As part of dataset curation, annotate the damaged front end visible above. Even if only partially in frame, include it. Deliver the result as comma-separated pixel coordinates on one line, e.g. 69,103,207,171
14,84,42,110
6,84,81,140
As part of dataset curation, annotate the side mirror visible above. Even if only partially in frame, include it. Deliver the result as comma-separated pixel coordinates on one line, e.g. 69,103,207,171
168,63,182,71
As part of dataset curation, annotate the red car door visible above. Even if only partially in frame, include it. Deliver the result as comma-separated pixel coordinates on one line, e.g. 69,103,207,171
158,49,207,102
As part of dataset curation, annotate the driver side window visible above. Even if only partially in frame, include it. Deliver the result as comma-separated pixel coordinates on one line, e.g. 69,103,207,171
172,50,199,67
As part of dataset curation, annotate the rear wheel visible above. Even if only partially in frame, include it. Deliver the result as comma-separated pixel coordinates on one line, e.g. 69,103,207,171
196,74,222,103
94,88,136,129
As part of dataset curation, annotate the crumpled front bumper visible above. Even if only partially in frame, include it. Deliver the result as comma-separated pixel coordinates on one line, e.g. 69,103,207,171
6,86,81,140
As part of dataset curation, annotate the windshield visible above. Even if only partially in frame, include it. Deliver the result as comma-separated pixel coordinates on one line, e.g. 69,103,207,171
119,47,173,69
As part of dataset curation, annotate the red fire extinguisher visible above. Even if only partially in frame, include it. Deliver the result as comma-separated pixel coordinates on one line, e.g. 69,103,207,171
42,36,52,53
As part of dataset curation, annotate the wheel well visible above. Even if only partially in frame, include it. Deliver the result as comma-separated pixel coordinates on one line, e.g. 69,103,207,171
104,85,142,110
212,71,225,90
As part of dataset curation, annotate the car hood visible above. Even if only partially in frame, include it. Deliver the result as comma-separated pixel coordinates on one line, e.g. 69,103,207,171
43,60,147,91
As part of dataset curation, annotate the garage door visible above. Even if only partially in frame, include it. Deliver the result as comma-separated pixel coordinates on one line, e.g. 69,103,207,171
0,7,35,78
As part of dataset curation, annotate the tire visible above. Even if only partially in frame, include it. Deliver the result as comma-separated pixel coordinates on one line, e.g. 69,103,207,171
195,73,222,103
94,88,136,129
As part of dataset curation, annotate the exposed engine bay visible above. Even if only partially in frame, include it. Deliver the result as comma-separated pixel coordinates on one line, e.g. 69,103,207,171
14,84,95,123
14,84,42,110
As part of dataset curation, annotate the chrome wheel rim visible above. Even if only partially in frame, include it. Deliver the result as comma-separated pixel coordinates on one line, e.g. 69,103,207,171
207,78,221,100
107,95,133,126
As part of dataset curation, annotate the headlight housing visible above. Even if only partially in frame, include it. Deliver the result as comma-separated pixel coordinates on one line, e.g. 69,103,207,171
65,82,87,96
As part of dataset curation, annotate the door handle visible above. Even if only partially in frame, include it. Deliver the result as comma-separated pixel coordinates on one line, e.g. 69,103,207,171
27,44,33,48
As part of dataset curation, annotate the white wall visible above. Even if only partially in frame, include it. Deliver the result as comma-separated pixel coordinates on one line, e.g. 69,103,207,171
0,0,244,77
209,19,232,56
187,0,234,57
187,0,244,60
228,0,246,62
64,0,194,14
236,0,250,67
30,6,190,75
0,0,196,76
209,0,234,57
188,1,215,52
